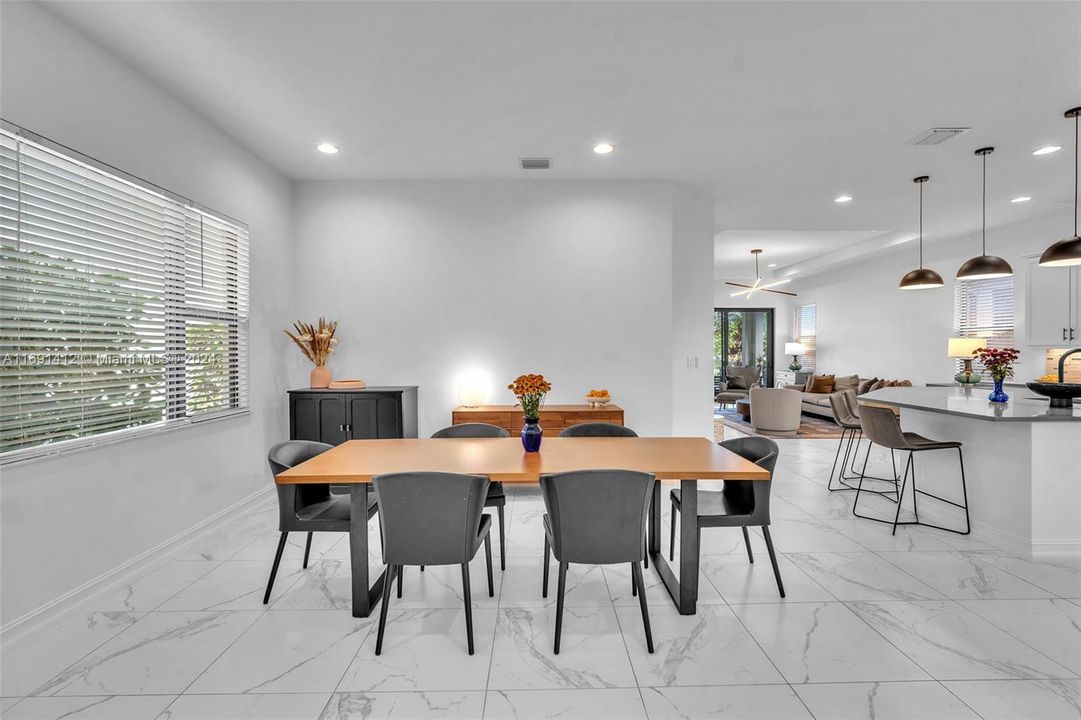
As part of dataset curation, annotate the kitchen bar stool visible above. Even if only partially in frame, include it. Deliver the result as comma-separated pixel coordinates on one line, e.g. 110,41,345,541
828,391,899,494
853,405,970,535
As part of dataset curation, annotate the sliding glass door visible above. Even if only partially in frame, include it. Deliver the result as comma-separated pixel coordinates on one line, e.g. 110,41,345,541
714,308,775,392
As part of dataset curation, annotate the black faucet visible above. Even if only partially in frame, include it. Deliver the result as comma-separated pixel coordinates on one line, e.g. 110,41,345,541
1058,348,1081,382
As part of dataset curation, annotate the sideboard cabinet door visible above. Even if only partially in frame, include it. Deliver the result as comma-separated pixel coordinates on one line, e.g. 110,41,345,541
347,393,402,439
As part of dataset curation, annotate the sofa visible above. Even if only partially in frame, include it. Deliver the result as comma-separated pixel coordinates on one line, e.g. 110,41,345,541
783,374,912,419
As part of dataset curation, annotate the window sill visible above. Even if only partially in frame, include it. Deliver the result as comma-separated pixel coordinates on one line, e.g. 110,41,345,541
0,409,252,468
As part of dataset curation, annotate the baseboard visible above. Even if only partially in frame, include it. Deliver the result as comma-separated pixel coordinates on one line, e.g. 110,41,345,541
0,485,272,647
1029,538,1081,561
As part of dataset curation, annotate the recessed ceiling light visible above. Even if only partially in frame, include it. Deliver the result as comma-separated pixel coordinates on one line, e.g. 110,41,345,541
316,142,339,154
1011,196,1032,203
834,195,853,203
1033,145,1061,156
768,263,777,267
593,142,615,155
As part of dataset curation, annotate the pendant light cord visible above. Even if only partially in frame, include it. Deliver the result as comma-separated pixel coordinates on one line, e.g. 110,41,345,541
919,180,924,268
981,152,988,255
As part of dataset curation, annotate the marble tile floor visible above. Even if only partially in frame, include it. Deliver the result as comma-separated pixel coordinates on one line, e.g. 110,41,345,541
2,434,1079,719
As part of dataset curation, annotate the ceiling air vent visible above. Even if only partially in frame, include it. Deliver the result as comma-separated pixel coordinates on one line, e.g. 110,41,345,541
520,156,551,170
905,127,971,146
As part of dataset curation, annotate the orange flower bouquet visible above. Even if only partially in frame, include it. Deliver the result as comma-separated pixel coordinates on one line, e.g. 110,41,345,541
508,373,551,420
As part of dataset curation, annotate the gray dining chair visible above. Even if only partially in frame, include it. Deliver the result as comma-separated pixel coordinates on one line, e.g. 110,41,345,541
540,469,656,654
854,405,969,535
556,421,649,567
372,471,494,655
432,423,510,570
669,436,785,598
265,440,378,604
559,422,638,437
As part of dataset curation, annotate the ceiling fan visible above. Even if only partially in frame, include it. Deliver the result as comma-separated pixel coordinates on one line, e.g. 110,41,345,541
726,249,797,298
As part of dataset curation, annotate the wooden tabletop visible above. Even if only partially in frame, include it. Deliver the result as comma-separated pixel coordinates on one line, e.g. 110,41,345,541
275,437,768,484
452,404,624,412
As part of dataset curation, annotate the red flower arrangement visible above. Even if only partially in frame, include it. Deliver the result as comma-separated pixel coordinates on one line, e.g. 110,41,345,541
974,346,1020,382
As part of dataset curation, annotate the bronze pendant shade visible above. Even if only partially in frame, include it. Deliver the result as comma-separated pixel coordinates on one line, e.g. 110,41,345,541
957,147,1013,280
899,176,944,290
1038,107,1081,267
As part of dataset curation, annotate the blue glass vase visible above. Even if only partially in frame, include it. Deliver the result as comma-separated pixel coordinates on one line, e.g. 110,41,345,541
521,418,543,452
988,377,1009,403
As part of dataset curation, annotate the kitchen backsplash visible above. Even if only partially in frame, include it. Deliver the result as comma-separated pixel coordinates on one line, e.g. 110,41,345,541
1045,349,1081,383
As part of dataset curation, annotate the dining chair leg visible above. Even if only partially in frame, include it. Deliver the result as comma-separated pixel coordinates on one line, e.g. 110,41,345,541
420,566,425,571
741,527,755,564
554,561,568,654
542,535,551,598
762,527,785,598
263,532,288,605
484,533,494,598
497,505,506,571
632,562,637,597
461,562,475,655
643,538,648,569
302,532,313,569
396,565,403,599
669,503,677,562
375,563,395,655
631,560,654,653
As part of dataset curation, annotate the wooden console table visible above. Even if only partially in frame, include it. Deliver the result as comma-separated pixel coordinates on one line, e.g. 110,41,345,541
452,404,624,435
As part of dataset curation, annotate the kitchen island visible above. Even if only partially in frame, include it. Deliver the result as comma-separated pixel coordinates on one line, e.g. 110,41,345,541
861,386,1081,560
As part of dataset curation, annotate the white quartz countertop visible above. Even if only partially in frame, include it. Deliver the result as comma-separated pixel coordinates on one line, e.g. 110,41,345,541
861,386,1081,422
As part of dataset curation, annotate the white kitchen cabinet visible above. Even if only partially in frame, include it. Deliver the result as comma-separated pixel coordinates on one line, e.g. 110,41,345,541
1027,258,1080,345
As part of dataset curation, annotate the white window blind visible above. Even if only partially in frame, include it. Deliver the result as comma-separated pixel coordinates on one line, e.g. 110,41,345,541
793,303,817,370
953,276,1015,374
0,126,249,462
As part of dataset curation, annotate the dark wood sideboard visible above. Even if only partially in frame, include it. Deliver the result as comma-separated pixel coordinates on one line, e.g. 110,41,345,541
288,386,418,445
451,404,625,436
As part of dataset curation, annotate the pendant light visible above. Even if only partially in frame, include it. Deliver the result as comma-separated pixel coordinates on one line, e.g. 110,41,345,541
957,147,1013,279
899,175,944,290
1039,107,1081,267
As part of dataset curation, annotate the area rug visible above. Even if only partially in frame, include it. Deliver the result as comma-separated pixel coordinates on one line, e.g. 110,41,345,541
714,409,845,441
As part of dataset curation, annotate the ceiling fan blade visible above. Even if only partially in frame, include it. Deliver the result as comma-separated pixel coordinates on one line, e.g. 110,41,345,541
724,282,753,289
762,288,799,297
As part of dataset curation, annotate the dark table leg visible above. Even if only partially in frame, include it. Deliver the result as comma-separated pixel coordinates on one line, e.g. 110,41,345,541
350,484,386,618
649,478,699,615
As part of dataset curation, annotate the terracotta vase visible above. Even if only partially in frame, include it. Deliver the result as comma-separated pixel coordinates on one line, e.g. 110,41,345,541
310,364,331,389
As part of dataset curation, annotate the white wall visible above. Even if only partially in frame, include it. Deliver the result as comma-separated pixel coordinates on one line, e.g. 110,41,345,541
291,180,715,438
0,3,295,625
794,209,1073,385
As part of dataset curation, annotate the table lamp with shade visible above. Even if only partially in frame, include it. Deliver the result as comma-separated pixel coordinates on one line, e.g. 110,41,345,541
948,337,986,384
784,342,807,371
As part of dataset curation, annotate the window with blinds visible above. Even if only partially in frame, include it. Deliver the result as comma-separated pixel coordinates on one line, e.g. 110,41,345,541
0,125,249,461
953,276,1015,374
793,303,817,370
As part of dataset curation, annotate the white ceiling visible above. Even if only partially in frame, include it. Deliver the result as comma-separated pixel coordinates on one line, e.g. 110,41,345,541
34,1,1081,278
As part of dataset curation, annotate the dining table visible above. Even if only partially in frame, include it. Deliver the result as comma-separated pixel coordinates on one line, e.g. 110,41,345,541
275,436,769,617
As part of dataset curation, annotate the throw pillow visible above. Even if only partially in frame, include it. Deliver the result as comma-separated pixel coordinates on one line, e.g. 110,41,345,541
834,374,860,392
898,380,913,387
869,379,886,392
808,374,835,393
726,374,747,390
858,377,879,394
